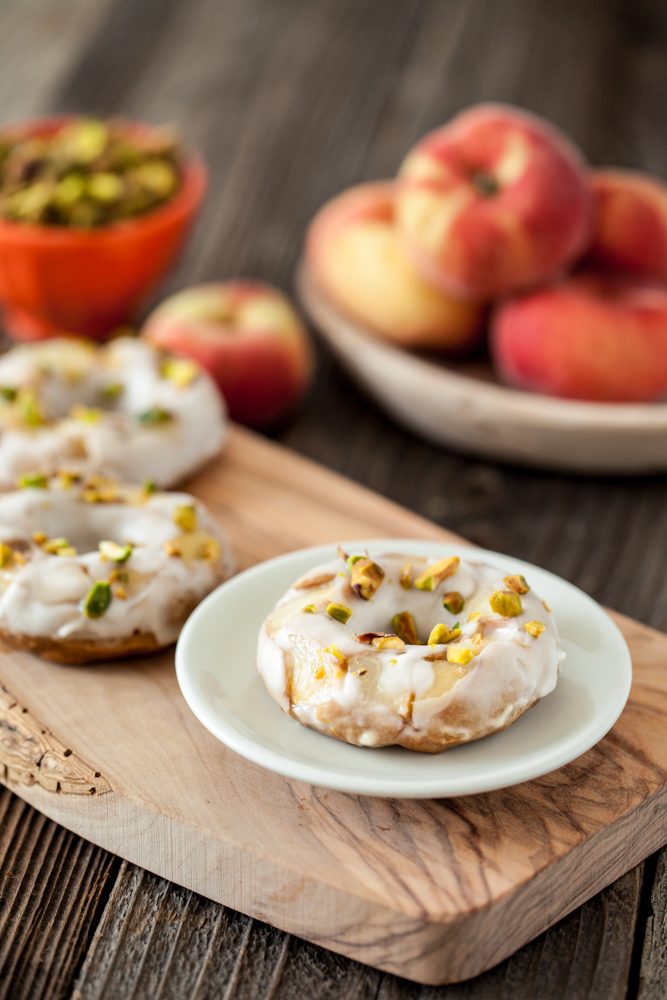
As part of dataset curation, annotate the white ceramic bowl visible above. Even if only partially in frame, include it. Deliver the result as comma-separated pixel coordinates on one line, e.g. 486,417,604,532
297,262,667,475
176,540,632,798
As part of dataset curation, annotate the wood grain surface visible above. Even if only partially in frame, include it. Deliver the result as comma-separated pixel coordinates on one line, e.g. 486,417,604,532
0,424,663,986
2,0,667,997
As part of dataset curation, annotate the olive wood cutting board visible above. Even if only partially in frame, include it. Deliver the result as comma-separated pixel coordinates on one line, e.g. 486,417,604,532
0,425,666,986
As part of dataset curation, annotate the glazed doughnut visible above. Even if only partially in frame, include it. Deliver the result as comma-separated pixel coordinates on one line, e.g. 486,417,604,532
257,549,564,753
0,472,234,663
0,336,226,488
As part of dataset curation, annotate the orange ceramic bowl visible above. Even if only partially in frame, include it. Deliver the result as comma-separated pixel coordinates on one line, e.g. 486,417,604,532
0,117,207,340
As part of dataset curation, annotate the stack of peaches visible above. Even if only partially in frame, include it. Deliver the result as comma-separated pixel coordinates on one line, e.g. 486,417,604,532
306,103,667,404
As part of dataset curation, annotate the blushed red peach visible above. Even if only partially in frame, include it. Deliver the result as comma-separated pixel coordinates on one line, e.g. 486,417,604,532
490,274,667,402
586,169,667,280
305,181,484,350
395,104,594,300
141,281,313,428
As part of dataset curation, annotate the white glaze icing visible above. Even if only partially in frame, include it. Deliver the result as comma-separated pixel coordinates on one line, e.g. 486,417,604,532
0,477,234,649
0,337,227,488
257,551,564,752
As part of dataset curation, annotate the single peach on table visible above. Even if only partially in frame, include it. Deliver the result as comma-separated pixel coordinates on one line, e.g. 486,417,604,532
490,273,667,403
305,181,484,350
585,168,667,281
141,281,313,428
395,103,594,300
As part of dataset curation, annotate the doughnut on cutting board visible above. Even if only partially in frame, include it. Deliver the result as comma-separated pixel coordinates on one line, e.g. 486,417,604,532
0,425,666,986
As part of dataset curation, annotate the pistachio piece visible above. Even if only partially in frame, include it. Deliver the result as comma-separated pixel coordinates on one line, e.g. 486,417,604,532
414,556,459,591
346,553,364,572
324,643,345,660
18,390,44,427
174,505,197,532
199,538,221,561
392,611,420,645
427,623,462,646
472,632,482,645
504,574,530,594
109,569,129,585
138,407,172,427
99,540,132,563
0,386,16,402
70,404,102,423
32,531,47,544
400,563,411,590
371,634,405,651
525,621,545,638
82,581,112,618
357,631,385,644
327,602,352,624
302,604,316,614
143,479,157,494
101,382,124,401
161,358,199,387
447,646,474,666
489,590,522,618
43,537,77,556
467,611,481,622
0,543,13,568
350,557,385,600
114,586,127,600
442,590,464,614
17,472,47,489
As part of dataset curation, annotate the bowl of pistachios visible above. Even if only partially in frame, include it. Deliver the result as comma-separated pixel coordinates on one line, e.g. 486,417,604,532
0,116,206,340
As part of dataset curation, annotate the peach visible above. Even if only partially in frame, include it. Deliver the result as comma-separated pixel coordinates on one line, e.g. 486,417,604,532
395,103,594,300
490,273,667,402
305,181,484,350
586,169,667,280
141,281,313,428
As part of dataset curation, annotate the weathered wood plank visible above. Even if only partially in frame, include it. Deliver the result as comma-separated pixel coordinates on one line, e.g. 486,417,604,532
0,787,118,1000
638,848,667,999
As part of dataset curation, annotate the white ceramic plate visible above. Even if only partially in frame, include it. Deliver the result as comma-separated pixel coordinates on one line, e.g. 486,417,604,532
296,262,667,475
176,540,632,798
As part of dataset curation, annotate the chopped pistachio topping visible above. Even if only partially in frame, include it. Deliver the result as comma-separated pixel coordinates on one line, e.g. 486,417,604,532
18,390,44,427
0,543,13,568
32,531,47,544
392,611,420,645
489,590,522,618
327,602,353,624
428,623,462,646
371,634,405,651
109,569,129,585
200,538,221,561
447,646,474,666
18,472,48,489
43,536,77,556
442,590,464,614
324,643,345,660
174,504,197,532
99,540,132,562
504,574,530,595
138,407,172,427
414,556,459,591
82,580,112,618
114,585,127,600
302,604,316,613
472,632,482,645
161,357,199,387
70,404,102,423
400,563,411,590
143,479,157,494
350,557,385,600
346,553,364,572
101,382,124,400
0,386,16,402
468,611,481,622
525,621,545,638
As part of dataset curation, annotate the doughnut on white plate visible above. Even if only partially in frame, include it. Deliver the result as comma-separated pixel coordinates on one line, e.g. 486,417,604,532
296,261,667,476
176,540,631,798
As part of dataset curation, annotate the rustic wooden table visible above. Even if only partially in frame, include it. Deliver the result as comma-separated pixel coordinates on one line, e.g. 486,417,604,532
2,0,667,997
